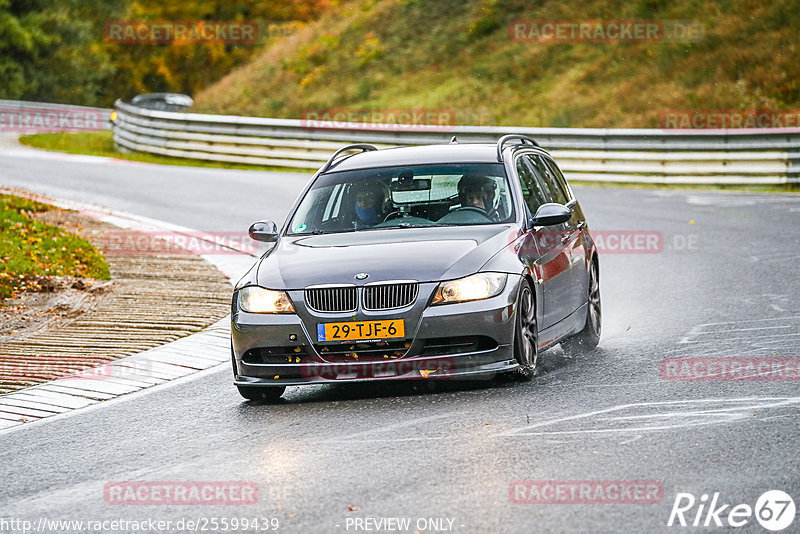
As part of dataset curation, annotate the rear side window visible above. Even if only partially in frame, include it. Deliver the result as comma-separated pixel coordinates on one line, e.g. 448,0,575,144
515,155,549,214
543,158,573,202
529,155,568,205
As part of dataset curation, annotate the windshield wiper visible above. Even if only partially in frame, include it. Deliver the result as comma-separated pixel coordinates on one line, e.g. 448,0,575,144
302,228,359,235
301,224,449,235
374,222,453,229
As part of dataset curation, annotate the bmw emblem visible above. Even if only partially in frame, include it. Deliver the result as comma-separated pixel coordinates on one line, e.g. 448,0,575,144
354,273,370,281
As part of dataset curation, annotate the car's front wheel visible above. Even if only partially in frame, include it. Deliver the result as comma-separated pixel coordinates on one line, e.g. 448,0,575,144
237,385,286,402
510,278,539,381
562,260,601,355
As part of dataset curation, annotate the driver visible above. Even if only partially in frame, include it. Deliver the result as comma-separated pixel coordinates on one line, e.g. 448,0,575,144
457,174,498,219
353,181,386,228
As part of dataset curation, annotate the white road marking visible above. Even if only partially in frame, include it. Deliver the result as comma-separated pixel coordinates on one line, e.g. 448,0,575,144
691,325,793,334
310,398,800,444
497,397,800,437
678,315,800,355
684,315,800,328
682,332,800,343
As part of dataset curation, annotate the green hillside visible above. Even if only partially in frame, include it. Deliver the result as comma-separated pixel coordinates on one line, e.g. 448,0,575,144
194,0,800,128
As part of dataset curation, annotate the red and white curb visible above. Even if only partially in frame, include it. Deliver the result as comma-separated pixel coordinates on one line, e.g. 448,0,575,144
0,194,260,432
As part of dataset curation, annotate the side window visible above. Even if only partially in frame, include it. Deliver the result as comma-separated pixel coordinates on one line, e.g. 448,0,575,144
515,155,548,214
529,155,568,205
322,183,345,221
543,158,572,202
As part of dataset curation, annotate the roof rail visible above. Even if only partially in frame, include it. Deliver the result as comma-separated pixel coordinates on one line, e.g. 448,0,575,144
496,134,540,161
320,144,378,173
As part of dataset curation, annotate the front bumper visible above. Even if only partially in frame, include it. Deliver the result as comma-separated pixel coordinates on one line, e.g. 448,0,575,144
231,276,522,386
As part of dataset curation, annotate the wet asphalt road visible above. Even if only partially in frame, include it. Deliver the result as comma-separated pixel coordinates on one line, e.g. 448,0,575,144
1,146,800,533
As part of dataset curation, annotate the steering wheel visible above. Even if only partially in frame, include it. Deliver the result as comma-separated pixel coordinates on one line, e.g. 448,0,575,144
452,206,489,215
441,205,494,223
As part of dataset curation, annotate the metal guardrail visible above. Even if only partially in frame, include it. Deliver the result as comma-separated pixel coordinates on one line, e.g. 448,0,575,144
112,99,800,184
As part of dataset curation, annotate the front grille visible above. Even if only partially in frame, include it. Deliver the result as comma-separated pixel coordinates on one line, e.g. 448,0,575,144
305,285,357,313
363,282,418,311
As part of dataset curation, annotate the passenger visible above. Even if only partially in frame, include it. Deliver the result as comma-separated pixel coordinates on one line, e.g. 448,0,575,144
353,181,386,228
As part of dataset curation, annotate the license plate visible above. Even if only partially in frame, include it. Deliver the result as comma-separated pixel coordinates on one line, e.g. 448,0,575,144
317,319,405,342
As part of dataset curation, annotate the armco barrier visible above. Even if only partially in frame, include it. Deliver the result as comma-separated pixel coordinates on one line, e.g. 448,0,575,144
111,99,800,184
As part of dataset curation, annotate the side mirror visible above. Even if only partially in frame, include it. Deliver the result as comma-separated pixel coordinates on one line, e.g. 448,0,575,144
530,203,571,226
248,220,279,242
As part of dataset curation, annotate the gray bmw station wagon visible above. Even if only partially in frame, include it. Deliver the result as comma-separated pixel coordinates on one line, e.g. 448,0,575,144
231,135,600,401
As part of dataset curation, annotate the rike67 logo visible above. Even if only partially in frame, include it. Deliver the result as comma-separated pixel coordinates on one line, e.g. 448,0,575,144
668,490,795,531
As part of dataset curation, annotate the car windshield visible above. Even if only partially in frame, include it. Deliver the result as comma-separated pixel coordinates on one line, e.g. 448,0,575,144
288,163,514,235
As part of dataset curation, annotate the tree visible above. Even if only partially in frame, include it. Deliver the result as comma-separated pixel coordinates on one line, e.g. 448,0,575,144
0,0,121,105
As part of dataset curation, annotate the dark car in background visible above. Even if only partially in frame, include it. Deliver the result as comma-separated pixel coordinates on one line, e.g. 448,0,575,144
129,93,193,112
231,135,601,401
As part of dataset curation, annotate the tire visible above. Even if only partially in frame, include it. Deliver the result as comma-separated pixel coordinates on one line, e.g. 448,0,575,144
237,385,286,402
509,278,539,381
562,259,601,355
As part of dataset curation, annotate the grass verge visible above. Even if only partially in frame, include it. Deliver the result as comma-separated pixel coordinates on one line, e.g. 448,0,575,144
0,194,110,301
18,131,312,173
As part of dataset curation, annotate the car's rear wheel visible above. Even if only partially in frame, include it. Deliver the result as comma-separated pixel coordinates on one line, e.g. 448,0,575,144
510,278,539,381
237,385,286,402
562,260,601,355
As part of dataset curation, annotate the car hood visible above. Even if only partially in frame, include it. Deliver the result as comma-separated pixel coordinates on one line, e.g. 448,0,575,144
255,225,517,289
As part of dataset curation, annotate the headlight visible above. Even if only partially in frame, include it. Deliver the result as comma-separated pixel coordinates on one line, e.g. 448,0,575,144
431,273,507,304
238,286,295,314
